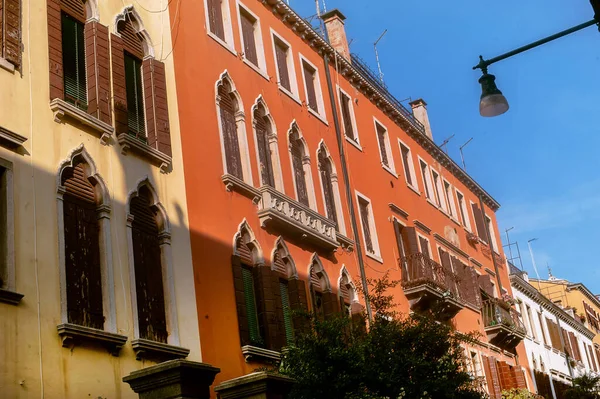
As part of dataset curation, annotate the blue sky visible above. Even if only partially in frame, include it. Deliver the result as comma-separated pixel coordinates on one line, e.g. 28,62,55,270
290,0,600,292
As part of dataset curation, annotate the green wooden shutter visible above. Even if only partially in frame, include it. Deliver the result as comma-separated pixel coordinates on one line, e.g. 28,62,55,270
61,13,87,109
124,53,146,139
242,267,261,345
280,281,294,345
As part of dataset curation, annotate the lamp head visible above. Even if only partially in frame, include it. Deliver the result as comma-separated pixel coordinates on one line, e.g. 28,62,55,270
478,73,509,117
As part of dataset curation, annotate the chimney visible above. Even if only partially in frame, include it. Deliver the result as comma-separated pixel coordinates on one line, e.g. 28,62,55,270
321,9,350,61
409,99,433,140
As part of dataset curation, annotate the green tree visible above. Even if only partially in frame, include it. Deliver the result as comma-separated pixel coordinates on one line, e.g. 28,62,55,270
565,374,600,399
281,274,485,399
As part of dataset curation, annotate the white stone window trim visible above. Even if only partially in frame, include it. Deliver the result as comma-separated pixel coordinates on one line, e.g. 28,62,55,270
204,0,237,55
417,156,435,203
0,157,15,293
355,190,383,263
308,253,333,303
56,144,117,332
485,215,499,253
0,57,16,73
251,96,284,192
469,199,488,245
270,29,300,101
298,53,328,125
455,188,472,232
416,233,432,258
126,177,182,347
336,85,360,147
271,237,298,279
235,1,269,79
337,265,359,305
287,121,318,212
430,168,448,213
373,118,397,178
442,178,459,221
397,139,419,194
316,140,347,235
215,70,254,186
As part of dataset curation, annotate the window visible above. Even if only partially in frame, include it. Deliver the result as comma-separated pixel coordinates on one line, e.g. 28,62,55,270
318,144,344,232
124,53,145,138
456,190,472,230
62,13,87,109
443,180,458,219
356,192,381,260
471,202,487,241
431,169,447,212
418,235,430,258
300,56,326,120
206,0,234,46
309,255,338,320
419,159,434,200
0,159,16,301
486,216,499,252
237,5,266,73
271,31,299,98
399,141,417,190
537,312,548,346
375,120,395,175
338,88,358,144
526,305,537,339
253,103,275,187
290,132,309,206
279,280,294,345
0,0,22,69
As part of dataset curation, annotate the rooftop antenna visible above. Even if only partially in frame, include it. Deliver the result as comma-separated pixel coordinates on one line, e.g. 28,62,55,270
504,227,515,264
528,238,542,291
439,134,455,154
547,263,554,279
374,29,388,84
459,137,473,171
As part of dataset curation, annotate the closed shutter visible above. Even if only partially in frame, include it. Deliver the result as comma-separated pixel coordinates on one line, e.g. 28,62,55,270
48,0,64,100
62,163,103,330
61,0,85,21
255,116,275,187
418,236,429,258
242,267,261,345
131,193,168,343
288,278,309,334
478,274,495,298
322,292,339,319
339,91,354,140
561,327,572,355
111,33,128,135
219,89,243,179
401,226,420,255
589,345,598,371
142,58,172,156
254,266,282,351
392,219,406,262
376,124,389,167
400,145,413,186
124,54,145,139
2,0,21,67
280,281,294,345
275,39,290,91
318,149,337,225
231,255,250,345
62,13,87,109
468,265,482,307
84,22,111,124
471,203,487,241
291,139,309,205
358,198,373,254
482,355,502,399
302,63,318,112
240,10,258,66
118,19,144,59
207,0,225,40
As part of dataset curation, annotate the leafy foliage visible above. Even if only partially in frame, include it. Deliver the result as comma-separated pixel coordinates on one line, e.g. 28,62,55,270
501,388,543,399
565,374,600,399
281,274,486,399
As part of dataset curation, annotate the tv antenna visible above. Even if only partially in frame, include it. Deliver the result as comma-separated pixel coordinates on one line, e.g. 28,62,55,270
459,137,473,171
439,134,455,154
374,29,388,84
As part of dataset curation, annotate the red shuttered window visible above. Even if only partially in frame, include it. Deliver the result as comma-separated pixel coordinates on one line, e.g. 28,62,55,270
318,146,338,226
302,61,318,112
339,90,355,140
1,0,22,68
358,197,374,254
240,9,258,66
274,38,291,91
207,0,225,41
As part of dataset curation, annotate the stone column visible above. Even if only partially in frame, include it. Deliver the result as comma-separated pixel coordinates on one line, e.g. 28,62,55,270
214,372,294,399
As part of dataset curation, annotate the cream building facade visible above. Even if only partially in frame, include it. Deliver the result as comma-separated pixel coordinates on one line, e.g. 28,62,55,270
0,1,215,397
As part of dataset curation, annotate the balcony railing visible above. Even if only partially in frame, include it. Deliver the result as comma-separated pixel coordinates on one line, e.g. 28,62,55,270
401,253,461,300
482,298,526,349
257,186,339,251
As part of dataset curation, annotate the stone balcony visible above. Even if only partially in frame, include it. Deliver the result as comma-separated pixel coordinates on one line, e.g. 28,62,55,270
482,298,526,350
400,252,465,320
257,186,339,251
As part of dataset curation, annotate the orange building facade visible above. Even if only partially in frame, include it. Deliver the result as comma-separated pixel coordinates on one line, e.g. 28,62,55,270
169,0,534,397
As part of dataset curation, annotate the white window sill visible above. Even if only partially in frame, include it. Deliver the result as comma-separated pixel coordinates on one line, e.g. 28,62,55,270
0,57,15,73
278,85,302,105
345,136,362,151
242,58,270,81
207,31,237,57
307,107,328,126
449,216,461,227
366,252,384,264
406,183,421,196
426,198,439,209
381,164,398,179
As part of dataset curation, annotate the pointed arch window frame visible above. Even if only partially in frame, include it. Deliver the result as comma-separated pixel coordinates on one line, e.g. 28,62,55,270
308,253,332,312
251,96,284,192
287,121,317,211
316,140,346,235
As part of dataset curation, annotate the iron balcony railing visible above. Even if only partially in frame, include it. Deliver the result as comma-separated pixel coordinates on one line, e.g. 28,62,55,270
350,54,426,135
482,299,527,335
401,252,461,301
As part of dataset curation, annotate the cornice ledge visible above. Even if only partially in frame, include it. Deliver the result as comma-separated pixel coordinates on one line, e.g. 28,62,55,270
117,133,172,173
0,126,27,149
221,174,261,203
413,219,432,234
389,203,409,219
50,99,113,145
131,338,190,361
57,323,128,356
433,233,469,259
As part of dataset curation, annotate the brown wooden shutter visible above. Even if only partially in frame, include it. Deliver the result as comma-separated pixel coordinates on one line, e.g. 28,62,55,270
48,0,64,100
142,58,172,157
61,0,85,21
569,332,581,361
376,124,389,167
231,255,251,346
482,355,502,398
468,265,482,308
400,145,413,186
358,198,373,254
514,368,527,389
84,22,112,124
131,192,168,343
288,278,309,334
302,63,318,112
62,163,103,330
418,236,430,258
322,292,339,319
471,203,487,241
401,226,420,255
275,40,290,91
207,0,225,40
392,220,406,261
253,266,280,350
478,274,495,298
111,33,129,135
318,149,337,225
219,89,243,179
561,327,572,355
240,10,258,66
339,91,354,139
3,0,21,67
255,116,275,187
291,139,309,205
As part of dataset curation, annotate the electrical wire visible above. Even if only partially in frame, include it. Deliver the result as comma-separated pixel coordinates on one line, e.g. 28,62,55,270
131,0,175,13
160,0,182,61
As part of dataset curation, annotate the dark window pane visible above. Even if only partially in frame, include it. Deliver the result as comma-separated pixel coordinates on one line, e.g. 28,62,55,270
240,10,258,66
303,62,318,112
124,53,146,139
62,13,87,109
275,39,290,91
208,0,225,40
242,267,261,344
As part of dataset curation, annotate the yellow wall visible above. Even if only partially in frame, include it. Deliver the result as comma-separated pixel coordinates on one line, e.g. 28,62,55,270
0,1,201,398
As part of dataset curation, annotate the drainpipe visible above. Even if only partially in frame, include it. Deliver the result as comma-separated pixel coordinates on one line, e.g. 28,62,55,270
323,53,372,321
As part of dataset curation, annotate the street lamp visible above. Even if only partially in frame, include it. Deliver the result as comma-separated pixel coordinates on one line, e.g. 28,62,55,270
473,0,600,117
